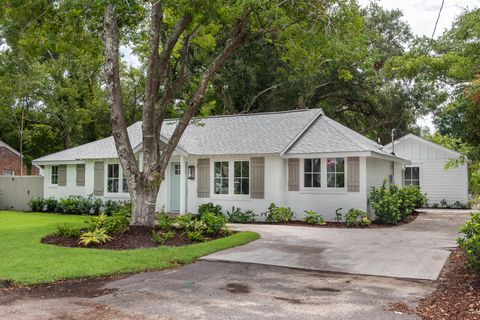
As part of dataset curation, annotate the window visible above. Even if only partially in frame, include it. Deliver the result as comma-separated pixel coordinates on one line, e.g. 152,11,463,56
234,161,249,195
3,170,14,176
404,167,420,186
327,158,345,188
214,161,229,194
174,164,180,175
51,166,59,184
304,159,321,188
107,164,120,193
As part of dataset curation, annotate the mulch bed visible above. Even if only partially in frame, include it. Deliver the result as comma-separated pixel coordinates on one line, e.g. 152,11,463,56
248,211,419,228
415,248,480,320
41,227,227,250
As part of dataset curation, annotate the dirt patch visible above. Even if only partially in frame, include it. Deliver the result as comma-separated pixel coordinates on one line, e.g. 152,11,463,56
224,283,250,294
250,211,419,229
0,275,125,305
41,226,230,250
56,301,146,320
415,248,480,320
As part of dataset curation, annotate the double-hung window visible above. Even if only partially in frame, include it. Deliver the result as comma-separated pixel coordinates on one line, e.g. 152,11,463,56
214,161,229,194
51,166,59,184
234,161,249,195
404,167,420,186
107,164,120,193
327,158,345,188
304,159,321,188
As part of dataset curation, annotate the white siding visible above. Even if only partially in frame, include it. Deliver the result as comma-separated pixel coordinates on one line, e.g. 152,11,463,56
387,136,468,205
44,164,86,199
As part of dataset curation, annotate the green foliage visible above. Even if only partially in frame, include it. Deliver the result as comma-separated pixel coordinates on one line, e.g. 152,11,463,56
187,231,204,243
55,224,81,238
226,206,256,223
152,230,176,246
156,212,174,231
28,197,45,212
86,213,109,232
44,197,59,212
263,203,294,223
104,200,132,216
78,228,113,246
200,212,228,236
458,212,480,274
104,208,131,233
345,209,371,227
303,210,325,225
198,203,223,217
369,182,426,225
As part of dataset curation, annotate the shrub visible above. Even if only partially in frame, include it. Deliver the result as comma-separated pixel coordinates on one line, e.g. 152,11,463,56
440,199,449,208
28,197,45,212
226,206,256,223
201,212,228,236
152,230,176,245
369,183,401,224
156,212,174,231
104,200,132,216
79,228,113,246
187,230,204,242
345,209,371,227
86,213,109,231
263,203,294,223
55,224,81,238
198,203,223,217
172,214,206,233
458,212,480,273
104,207,130,233
58,196,86,214
44,197,59,212
303,210,325,225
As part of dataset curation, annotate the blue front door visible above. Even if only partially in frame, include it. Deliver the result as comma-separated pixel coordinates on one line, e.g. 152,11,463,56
170,162,181,211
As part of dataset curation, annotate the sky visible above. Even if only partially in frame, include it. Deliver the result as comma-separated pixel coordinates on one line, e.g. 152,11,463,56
358,0,480,131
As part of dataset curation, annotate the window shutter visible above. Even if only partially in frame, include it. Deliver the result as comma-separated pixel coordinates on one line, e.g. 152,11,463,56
197,159,210,198
251,157,265,199
58,165,67,186
76,164,85,186
93,161,104,196
288,158,299,191
347,157,360,192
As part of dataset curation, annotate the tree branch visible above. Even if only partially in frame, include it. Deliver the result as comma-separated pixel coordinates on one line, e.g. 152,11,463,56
156,18,250,174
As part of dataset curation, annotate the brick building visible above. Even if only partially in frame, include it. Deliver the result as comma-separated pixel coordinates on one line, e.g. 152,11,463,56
0,140,40,176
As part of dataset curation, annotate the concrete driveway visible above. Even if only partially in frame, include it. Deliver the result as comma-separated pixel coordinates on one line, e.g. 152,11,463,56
202,209,471,280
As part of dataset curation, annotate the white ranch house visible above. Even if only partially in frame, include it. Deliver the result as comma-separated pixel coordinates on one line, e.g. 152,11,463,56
33,109,467,220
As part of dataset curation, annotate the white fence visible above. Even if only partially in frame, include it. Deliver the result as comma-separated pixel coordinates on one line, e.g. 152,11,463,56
0,176,44,211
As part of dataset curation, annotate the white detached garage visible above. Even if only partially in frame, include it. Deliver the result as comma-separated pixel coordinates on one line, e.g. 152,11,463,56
385,134,469,206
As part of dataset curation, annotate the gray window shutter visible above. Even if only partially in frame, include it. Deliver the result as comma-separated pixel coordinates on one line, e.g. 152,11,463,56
197,159,210,198
251,157,265,199
93,161,104,196
76,164,85,186
288,158,299,191
58,165,67,186
347,157,360,192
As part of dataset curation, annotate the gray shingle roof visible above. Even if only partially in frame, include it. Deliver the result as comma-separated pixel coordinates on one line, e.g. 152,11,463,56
33,109,397,162
284,115,392,156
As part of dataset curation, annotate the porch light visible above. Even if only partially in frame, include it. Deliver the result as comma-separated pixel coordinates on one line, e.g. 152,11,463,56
188,165,195,179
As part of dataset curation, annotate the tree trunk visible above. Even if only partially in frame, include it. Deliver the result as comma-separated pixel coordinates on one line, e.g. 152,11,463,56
130,177,160,226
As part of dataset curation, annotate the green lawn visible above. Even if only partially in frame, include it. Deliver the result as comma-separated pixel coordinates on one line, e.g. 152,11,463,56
0,211,259,285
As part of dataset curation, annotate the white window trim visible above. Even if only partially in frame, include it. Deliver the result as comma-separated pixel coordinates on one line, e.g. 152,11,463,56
299,157,348,194
50,165,59,186
210,158,251,200
404,165,421,187
104,162,130,196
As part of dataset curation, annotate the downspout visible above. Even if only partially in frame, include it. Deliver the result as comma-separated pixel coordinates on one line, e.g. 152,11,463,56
390,129,396,185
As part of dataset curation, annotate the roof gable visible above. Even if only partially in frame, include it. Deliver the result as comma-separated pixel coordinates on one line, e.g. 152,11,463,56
384,134,463,159
0,140,21,157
